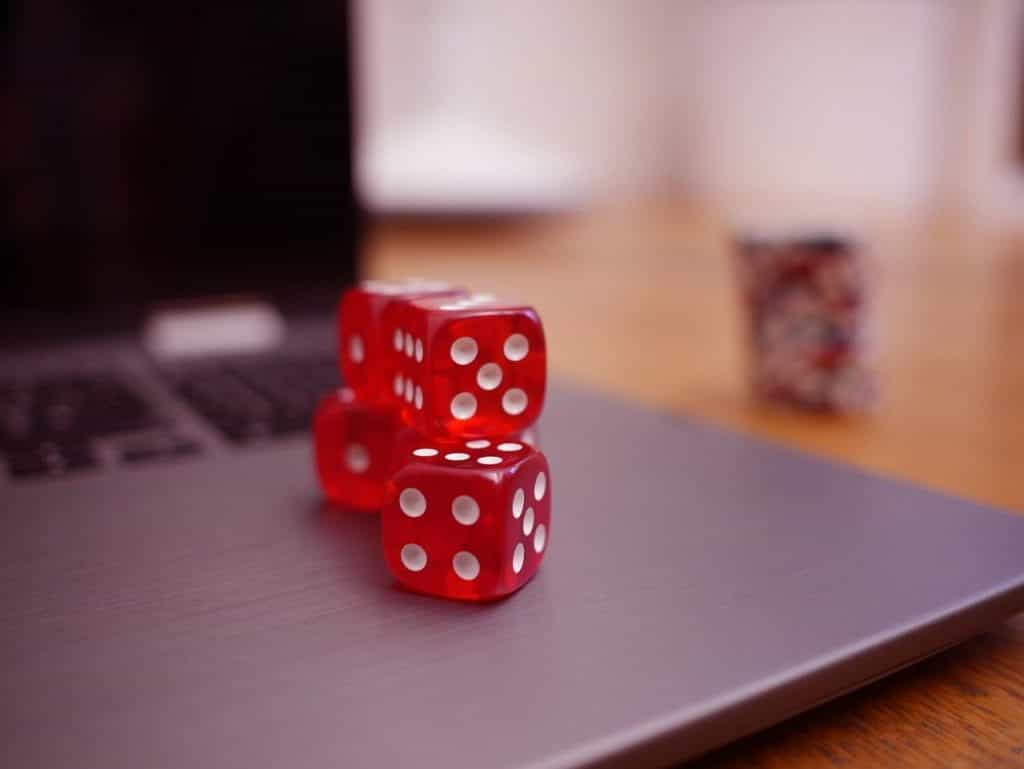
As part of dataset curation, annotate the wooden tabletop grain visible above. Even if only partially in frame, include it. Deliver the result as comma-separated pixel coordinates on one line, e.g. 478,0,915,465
364,200,1024,768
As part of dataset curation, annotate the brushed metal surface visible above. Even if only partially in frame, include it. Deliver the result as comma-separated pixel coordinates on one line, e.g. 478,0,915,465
2,385,1024,769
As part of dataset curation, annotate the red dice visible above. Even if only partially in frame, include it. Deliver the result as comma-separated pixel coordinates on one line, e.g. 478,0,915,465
313,389,400,510
317,280,552,602
381,439,550,601
390,293,546,438
338,279,463,403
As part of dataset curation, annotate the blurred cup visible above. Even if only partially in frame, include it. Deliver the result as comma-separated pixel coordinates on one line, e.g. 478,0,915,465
733,234,875,412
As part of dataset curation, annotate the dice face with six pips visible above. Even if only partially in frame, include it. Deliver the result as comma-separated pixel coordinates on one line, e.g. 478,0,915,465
391,293,546,438
318,281,552,601
338,279,463,404
381,439,550,601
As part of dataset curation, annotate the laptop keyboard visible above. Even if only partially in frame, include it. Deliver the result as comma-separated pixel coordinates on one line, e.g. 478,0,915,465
1,355,340,480
0,374,163,478
170,355,339,443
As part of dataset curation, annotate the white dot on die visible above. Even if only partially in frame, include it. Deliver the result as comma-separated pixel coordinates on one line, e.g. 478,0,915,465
451,495,480,526
512,543,525,574
412,447,438,457
502,388,528,415
399,488,427,518
393,373,404,397
404,333,414,357
466,439,490,449
450,337,478,366
477,456,502,465
401,543,427,572
348,334,364,363
393,328,404,351
404,379,414,403
534,471,547,501
415,339,424,363
476,362,503,391
450,392,477,420
497,442,522,452
452,551,480,581
504,333,529,361
344,443,369,474
523,507,535,536
533,524,547,553
444,452,470,462
414,386,423,410
512,488,525,519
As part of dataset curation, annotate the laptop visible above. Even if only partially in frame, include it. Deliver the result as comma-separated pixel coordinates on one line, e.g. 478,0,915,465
4,5,1024,768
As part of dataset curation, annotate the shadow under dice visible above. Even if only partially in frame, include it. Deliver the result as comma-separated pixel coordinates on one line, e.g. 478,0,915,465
313,389,400,510
395,294,546,438
381,439,551,601
338,279,463,404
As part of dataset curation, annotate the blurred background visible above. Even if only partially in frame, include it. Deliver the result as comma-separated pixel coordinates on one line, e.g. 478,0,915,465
356,0,1024,224
3,0,1024,507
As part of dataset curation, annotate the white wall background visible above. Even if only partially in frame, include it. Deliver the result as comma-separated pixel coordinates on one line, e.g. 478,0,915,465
355,0,1024,224
673,1,957,219
946,0,1024,224
355,0,673,210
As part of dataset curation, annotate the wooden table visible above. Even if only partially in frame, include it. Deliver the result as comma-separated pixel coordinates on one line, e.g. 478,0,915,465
364,200,1024,768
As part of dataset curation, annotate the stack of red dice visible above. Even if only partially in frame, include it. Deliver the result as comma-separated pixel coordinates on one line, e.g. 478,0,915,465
313,279,551,602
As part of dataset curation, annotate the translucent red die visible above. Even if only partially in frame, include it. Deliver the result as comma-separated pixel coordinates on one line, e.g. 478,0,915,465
338,279,463,404
313,388,401,510
392,294,546,438
381,438,551,601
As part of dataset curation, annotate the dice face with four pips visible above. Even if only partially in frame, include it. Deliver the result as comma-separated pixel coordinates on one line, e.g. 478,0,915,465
318,282,552,601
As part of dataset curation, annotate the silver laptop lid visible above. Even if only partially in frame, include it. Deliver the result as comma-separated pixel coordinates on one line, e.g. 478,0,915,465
3,385,1023,768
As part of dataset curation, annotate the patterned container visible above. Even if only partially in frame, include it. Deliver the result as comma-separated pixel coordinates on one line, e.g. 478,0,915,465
734,235,875,411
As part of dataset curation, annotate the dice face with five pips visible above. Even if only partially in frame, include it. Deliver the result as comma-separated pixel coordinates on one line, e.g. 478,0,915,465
317,281,552,601
392,293,546,438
